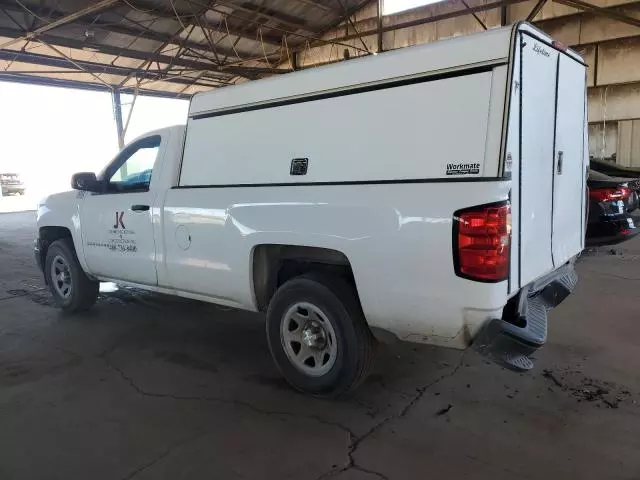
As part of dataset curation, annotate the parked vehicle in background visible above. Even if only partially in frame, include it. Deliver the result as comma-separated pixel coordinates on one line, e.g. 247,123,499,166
34,23,587,396
0,173,25,196
590,157,640,178
587,169,640,245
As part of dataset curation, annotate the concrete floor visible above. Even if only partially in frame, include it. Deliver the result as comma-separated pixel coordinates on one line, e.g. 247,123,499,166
1,211,639,480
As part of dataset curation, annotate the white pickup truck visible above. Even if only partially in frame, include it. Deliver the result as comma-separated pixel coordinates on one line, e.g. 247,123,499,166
35,22,586,396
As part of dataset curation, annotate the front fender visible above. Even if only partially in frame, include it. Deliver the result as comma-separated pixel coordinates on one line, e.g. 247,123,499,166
37,191,90,274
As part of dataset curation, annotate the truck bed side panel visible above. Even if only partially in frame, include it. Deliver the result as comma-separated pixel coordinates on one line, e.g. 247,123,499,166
162,181,510,348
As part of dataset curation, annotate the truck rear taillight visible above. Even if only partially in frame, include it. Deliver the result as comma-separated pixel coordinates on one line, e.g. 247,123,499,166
588,187,630,203
453,202,511,282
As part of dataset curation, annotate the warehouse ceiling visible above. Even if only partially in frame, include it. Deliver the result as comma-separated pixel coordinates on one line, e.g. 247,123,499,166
4,0,640,99
0,0,370,97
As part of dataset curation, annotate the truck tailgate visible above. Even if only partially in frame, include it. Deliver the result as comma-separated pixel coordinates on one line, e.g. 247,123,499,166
516,29,587,289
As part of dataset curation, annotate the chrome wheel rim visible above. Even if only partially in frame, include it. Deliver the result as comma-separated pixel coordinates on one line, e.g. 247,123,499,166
50,254,72,299
280,302,338,377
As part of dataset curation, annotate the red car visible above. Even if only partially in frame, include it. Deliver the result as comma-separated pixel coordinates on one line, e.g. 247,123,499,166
586,169,640,246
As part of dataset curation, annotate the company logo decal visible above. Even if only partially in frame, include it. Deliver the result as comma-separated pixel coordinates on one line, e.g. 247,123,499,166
86,211,137,253
113,211,125,229
533,43,550,57
446,163,480,176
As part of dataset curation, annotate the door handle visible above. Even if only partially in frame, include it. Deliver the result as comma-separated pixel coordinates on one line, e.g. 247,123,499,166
557,151,564,175
130,204,150,212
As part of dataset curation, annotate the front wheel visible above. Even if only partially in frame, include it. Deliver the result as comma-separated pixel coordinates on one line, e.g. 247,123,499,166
266,273,376,397
45,238,98,312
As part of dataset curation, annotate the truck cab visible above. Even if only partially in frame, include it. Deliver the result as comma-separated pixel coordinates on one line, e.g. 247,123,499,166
35,126,184,287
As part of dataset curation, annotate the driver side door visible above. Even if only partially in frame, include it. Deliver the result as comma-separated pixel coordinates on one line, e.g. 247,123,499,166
80,135,160,285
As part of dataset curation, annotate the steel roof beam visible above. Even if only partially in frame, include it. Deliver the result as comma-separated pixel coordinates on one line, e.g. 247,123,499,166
0,73,192,98
0,0,284,47
293,0,373,53
225,2,313,31
177,0,372,54
0,0,120,49
0,48,225,87
292,0,337,13
0,1,275,62
552,0,640,28
526,0,549,21
184,0,372,54
124,0,284,45
0,26,283,77
96,21,268,61
312,0,528,45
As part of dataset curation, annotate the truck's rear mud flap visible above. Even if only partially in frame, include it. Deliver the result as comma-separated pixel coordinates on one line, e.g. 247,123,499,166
473,263,578,372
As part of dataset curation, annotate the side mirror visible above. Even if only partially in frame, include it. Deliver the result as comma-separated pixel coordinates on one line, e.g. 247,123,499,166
71,172,101,192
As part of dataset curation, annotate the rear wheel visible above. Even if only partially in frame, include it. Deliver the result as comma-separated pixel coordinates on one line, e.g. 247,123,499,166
266,273,376,397
45,238,98,312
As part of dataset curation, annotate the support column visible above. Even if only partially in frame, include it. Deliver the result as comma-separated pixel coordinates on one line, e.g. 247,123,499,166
377,0,383,53
112,89,125,150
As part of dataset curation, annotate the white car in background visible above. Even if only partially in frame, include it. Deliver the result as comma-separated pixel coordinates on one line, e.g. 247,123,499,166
0,173,26,196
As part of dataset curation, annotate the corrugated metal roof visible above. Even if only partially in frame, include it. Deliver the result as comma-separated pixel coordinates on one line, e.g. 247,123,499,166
0,0,370,98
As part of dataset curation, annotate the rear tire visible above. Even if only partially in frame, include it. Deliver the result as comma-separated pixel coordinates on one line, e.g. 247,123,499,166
266,273,376,397
45,238,98,312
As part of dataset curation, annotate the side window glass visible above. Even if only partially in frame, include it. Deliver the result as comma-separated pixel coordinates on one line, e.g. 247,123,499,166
107,136,160,193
